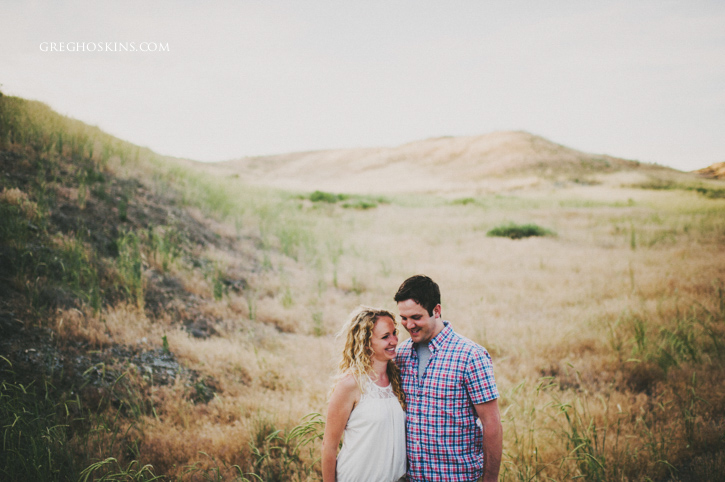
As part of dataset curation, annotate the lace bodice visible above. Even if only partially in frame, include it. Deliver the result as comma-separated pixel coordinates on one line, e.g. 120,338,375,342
361,377,397,400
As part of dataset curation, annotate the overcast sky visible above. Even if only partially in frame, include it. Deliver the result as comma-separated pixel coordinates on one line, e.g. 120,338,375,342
1,0,723,171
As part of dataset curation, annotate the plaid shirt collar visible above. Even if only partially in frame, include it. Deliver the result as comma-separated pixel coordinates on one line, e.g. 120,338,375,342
412,320,453,356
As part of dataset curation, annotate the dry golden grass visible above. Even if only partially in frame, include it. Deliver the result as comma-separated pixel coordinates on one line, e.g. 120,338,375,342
262,183,725,476
32,150,724,479
88,169,721,479
0,186,41,222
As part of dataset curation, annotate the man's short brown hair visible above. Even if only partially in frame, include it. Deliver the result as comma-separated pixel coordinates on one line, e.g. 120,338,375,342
394,275,441,316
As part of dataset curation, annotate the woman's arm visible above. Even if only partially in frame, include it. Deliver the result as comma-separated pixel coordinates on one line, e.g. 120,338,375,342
321,374,359,482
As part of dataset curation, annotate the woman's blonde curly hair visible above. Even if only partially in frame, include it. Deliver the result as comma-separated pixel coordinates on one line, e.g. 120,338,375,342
335,305,406,410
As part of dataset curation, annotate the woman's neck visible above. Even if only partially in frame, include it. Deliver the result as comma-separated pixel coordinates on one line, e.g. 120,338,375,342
370,359,389,386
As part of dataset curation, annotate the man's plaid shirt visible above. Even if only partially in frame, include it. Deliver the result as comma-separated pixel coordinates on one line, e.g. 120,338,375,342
396,321,499,482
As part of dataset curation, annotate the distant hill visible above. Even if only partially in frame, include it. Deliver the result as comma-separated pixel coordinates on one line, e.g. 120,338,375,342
694,162,725,180
216,131,675,194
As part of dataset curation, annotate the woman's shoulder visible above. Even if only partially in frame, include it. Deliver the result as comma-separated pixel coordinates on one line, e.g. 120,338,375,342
335,372,363,394
331,372,363,407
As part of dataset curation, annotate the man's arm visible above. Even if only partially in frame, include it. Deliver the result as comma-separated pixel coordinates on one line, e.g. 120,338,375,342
475,398,502,482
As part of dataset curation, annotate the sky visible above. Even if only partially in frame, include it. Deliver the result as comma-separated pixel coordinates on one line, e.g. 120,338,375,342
1,0,723,172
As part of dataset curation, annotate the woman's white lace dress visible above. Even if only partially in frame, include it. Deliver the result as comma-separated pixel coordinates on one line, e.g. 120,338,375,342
335,376,406,482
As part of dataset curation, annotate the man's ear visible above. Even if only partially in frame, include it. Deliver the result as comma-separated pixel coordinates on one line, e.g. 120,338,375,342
433,304,442,319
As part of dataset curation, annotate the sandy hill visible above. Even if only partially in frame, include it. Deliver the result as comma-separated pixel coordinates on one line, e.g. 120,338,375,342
695,161,725,180
217,131,673,194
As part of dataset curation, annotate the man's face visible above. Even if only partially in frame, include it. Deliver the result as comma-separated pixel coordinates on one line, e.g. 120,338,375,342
397,299,442,345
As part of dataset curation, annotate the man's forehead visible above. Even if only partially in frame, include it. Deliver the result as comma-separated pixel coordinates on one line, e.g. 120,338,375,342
397,299,426,312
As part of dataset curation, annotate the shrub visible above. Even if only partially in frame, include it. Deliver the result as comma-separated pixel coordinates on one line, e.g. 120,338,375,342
695,187,725,199
486,223,555,239
633,178,679,190
342,200,377,210
451,197,476,205
309,191,344,203
309,191,383,210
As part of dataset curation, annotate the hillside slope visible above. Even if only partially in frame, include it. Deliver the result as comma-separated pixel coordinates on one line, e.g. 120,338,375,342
217,131,673,194
0,93,326,480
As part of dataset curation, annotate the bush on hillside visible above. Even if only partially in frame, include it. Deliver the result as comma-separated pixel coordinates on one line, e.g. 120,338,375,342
308,190,387,209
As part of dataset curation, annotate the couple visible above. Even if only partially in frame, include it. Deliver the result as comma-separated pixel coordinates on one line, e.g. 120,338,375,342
322,275,503,482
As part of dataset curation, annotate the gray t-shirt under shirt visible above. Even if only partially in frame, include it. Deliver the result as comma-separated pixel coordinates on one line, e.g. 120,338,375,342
415,342,432,380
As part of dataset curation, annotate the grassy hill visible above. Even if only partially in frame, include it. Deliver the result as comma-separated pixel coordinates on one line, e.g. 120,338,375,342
0,92,333,480
2,91,725,481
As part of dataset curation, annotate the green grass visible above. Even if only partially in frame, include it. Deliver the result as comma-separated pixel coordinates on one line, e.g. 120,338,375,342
0,201,33,250
147,226,185,273
605,209,725,249
160,165,319,261
1,199,103,313
695,186,725,199
0,362,170,482
247,413,324,481
341,199,378,210
78,458,161,482
426,193,630,211
116,230,145,310
54,234,103,312
615,292,725,387
0,371,77,481
450,197,477,205
0,93,145,170
633,176,725,199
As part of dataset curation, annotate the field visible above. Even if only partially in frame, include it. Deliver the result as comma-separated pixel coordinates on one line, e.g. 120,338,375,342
1,93,725,481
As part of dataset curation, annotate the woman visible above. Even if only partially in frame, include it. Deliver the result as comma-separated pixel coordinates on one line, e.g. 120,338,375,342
322,306,407,482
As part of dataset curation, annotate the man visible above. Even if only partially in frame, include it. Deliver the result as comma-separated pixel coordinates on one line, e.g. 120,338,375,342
394,275,502,482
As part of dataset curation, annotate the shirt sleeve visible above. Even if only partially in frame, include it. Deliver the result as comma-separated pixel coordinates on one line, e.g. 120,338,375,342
464,346,499,404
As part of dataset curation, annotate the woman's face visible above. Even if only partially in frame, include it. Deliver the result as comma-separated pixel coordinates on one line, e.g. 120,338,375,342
370,316,399,363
